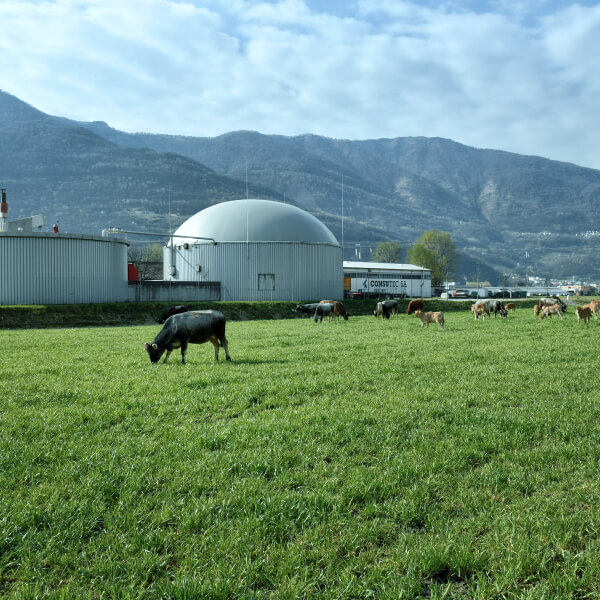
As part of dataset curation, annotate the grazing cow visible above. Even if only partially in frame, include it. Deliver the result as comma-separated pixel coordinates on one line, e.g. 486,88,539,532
473,299,507,319
158,305,189,324
314,303,335,323
472,299,492,319
538,296,567,313
471,302,488,320
576,305,593,325
296,303,320,318
406,299,424,315
319,300,349,320
374,301,390,319
505,302,516,313
580,300,600,319
381,299,398,317
533,304,541,316
145,310,231,364
540,303,564,320
491,300,508,318
414,309,445,329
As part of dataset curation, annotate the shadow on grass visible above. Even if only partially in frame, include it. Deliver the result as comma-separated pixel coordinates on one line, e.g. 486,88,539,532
228,358,288,365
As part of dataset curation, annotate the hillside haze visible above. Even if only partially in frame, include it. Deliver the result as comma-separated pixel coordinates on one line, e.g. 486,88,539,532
2,90,600,282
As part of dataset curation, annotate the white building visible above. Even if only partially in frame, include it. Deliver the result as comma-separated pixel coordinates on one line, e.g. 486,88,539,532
165,199,343,301
343,261,432,298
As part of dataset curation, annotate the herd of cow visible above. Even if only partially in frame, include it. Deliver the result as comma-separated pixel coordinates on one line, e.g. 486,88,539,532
294,297,445,329
145,295,598,365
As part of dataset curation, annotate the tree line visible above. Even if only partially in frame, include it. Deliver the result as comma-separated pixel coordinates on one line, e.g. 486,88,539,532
371,231,458,287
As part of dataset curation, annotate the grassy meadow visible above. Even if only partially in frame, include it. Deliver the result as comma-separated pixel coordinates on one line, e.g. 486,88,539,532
2,305,600,598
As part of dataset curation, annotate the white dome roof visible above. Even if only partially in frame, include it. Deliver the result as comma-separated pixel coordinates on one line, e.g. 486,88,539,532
173,199,339,245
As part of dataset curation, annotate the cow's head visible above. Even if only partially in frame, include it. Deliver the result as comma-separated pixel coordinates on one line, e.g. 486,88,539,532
144,342,165,364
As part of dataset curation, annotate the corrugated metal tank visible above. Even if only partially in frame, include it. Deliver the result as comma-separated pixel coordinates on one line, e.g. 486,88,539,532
0,232,128,305
166,241,342,301
165,199,343,301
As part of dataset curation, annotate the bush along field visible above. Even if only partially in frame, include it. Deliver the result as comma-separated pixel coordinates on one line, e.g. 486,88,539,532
2,305,600,598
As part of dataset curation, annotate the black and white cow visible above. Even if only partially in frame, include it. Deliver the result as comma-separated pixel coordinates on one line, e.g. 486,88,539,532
373,301,390,319
381,299,398,317
491,300,508,318
158,305,189,324
295,303,320,317
145,310,231,364
314,303,334,323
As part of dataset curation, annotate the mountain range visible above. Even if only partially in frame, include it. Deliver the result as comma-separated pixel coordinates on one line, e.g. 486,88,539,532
2,89,600,283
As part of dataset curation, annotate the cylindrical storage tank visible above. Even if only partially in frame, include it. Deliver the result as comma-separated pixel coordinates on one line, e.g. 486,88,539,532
166,199,343,301
0,232,129,304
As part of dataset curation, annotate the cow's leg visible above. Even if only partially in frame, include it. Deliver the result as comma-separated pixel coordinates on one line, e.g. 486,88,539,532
220,337,231,361
163,350,172,363
209,337,220,360
180,341,188,364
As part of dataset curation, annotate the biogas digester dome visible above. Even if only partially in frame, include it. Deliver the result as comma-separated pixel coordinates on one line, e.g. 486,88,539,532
165,199,342,301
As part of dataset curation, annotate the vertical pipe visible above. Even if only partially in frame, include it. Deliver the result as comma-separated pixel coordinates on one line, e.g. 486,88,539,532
0,189,8,233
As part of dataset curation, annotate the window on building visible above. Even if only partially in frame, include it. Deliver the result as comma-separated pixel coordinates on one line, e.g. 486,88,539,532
258,273,275,291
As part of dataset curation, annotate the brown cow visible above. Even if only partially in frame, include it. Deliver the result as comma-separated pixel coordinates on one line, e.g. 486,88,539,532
414,309,445,330
533,304,541,316
406,299,424,315
538,296,567,313
471,302,487,320
580,300,600,319
319,300,348,320
576,305,593,325
540,303,564,320
505,302,516,312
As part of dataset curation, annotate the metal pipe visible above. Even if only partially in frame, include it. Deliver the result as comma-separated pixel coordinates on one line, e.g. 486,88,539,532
101,228,216,244
0,189,8,233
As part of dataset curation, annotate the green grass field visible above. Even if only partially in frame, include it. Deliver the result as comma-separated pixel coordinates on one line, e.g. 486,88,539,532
2,307,600,599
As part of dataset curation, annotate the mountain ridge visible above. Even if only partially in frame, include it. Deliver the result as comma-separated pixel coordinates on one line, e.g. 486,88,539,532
2,89,600,282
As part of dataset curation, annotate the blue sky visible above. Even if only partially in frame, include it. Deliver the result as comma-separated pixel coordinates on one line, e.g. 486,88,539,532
1,0,600,169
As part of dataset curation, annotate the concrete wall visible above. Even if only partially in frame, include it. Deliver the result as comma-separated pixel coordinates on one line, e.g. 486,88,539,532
128,280,221,302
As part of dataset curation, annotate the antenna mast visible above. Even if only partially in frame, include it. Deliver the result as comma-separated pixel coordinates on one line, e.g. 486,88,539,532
341,174,344,256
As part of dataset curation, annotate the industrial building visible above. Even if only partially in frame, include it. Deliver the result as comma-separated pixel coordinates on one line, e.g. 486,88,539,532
1,187,433,305
343,261,432,298
0,232,129,304
0,190,128,305
164,199,343,301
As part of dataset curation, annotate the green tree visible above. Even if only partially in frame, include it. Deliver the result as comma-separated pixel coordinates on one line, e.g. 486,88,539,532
406,230,458,286
128,243,164,280
371,241,402,263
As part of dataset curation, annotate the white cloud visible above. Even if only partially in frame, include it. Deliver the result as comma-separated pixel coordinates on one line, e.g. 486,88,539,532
1,0,599,168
